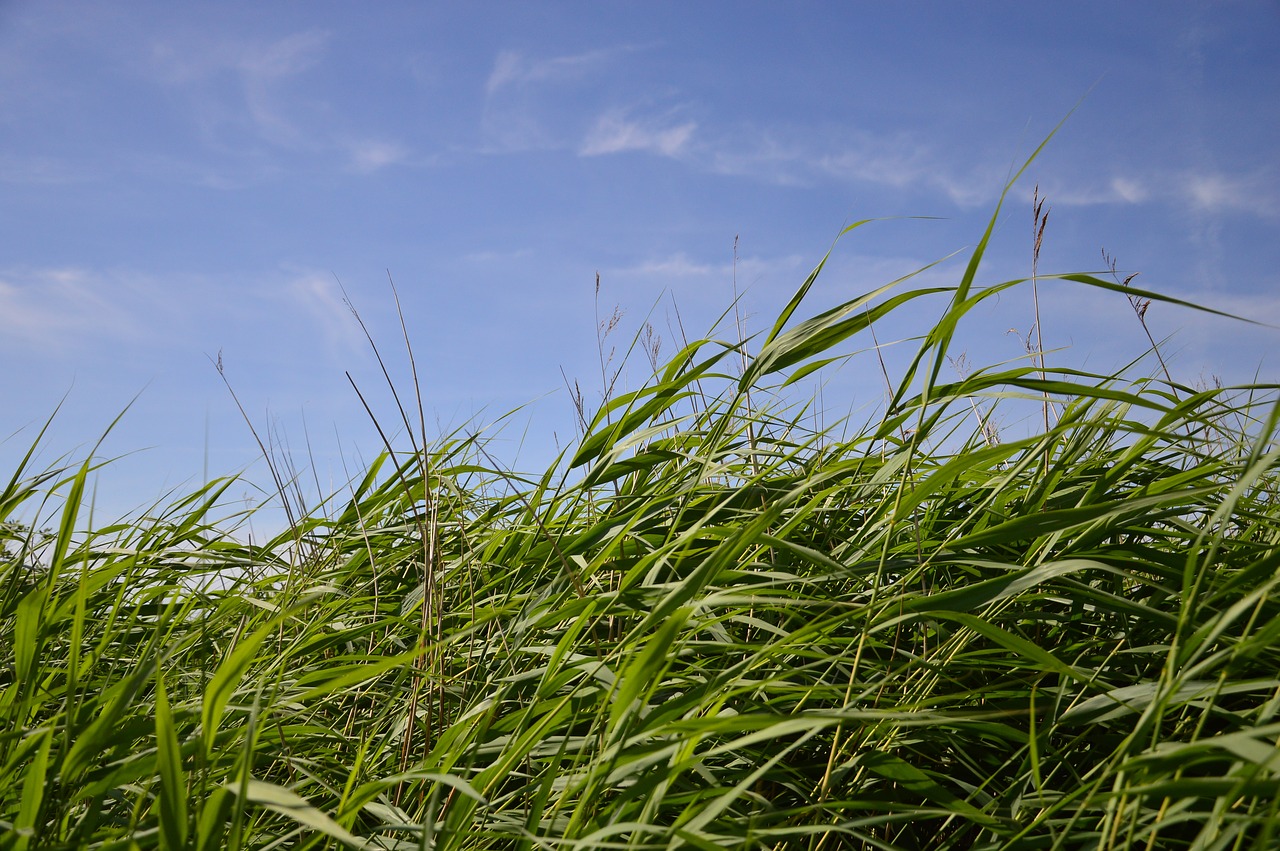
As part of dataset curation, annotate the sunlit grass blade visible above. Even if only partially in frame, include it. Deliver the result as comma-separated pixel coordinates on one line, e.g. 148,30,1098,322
154,672,189,851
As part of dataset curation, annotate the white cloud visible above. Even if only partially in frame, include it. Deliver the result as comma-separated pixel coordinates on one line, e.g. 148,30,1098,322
0,267,141,348
481,45,659,155
150,28,328,84
609,253,718,278
970,274,1280,384
707,136,811,187
485,47,625,94
1023,175,1151,207
148,29,330,150
1177,288,1280,328
239,30,328,79
1182,171,1275,215
816,138,1006,207
237,32,329,148
478,106,557,154
580,110,695,158
702,129,1006,205
345,139,408,173
700,130,1273,223
1111,176,1148,204
459,248,534,265
285,273,366,356
817,142,926,189
485,50,529,93
697,127,1274,219
605,252,811,290
0,154,92,185
141,28,442,180
1027,169,1280,218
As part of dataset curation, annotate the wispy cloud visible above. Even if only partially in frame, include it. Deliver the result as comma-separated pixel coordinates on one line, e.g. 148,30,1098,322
706,136,811,187
700,130,1273,220
1032,169,1277,215
0,25,337,187
141,28,444,181
482,44,659,155
607,253,719,279
150,28,328,87
1110,177,1149,204
1026,280,1280,382
605,252,809,288
485,47,622,94
1026,175,1151,207
580,109,695,158
702,129,1005,205
1182,170,1276,216
815,137,1006,207
0,154,96,186
238,31,329,147
603,250,944,298
459,248,535,265
344,139,409,173
240,29,328,78
478,106,557,154
0,267,142,348
148,28,332,152
284,273,367,357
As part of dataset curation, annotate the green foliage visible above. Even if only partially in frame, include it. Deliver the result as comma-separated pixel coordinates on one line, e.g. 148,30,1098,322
2,169,1279,849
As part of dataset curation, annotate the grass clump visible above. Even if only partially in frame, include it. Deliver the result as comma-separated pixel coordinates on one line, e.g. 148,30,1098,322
3,170,1280,850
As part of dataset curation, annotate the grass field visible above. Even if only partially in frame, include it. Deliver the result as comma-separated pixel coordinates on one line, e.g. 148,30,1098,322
3,161,1280,850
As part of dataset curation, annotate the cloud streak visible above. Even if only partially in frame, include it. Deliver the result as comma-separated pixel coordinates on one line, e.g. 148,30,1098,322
699,128,1009,206
486,47,630,94
148,28,331,150
482,44,668,157
284,272,367,357
142,27,434,180
1182,170,1276,216
603,251,810,289
698,127,1280,222
0,267,143,349
580,110,695,158
344,139,409,173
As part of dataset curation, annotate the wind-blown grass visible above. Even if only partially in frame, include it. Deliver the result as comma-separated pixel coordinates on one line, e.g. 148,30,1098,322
3,169,1279,850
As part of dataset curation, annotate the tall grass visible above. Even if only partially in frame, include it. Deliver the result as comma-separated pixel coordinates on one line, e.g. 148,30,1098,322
3,168,1279,850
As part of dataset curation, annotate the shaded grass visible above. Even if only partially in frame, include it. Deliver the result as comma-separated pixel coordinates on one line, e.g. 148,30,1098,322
3,168,1279,850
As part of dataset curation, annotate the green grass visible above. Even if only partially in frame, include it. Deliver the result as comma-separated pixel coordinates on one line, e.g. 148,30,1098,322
3,164,1280,850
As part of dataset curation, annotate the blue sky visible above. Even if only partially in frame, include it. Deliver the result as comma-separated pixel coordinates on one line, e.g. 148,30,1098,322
3,2,1278,529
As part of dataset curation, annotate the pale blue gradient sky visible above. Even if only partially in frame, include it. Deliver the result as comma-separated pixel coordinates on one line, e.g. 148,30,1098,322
2,2,1277,529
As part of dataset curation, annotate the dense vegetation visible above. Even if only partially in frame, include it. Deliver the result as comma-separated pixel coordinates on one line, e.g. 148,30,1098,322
3,167,1279,850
